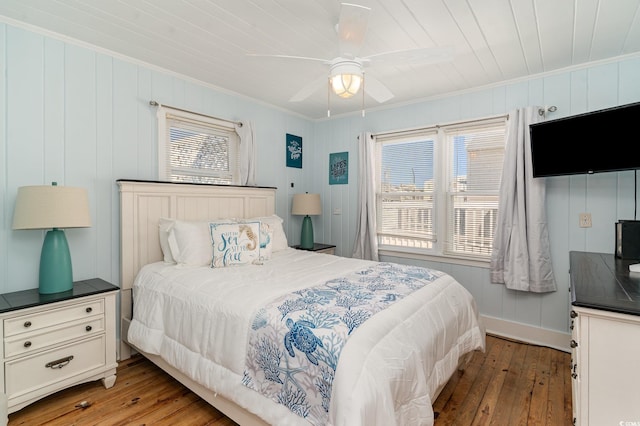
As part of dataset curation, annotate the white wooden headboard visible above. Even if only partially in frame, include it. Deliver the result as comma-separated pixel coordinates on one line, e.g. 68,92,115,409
118,179,277,359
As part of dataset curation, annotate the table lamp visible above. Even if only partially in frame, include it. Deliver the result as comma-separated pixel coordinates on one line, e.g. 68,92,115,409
12,182,91,294
291,193,322,249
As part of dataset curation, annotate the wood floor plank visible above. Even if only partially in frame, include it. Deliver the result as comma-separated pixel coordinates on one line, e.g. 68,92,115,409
488,339,528,425
528,344,552,425
470,338,516,426
9,335,571,426
509,343,542,425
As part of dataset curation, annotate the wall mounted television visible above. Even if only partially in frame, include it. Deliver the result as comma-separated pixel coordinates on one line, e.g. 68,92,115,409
529,101,640,177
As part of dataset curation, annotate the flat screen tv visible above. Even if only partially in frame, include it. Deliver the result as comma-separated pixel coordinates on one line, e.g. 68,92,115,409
529,101,640,177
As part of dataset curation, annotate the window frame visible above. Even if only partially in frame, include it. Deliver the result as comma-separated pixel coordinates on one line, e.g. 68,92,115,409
157,106,240,184
374,115,507,264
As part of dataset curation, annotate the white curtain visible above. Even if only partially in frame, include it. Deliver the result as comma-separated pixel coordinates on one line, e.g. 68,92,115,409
490,107,556,293
352,132,379,261
236,121,256,186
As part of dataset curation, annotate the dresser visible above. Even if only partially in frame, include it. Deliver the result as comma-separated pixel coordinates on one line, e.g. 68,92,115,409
0,278,118,413
569,251,640,426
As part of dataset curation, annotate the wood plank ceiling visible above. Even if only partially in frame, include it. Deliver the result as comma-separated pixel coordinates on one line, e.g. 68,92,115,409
0,0,639,119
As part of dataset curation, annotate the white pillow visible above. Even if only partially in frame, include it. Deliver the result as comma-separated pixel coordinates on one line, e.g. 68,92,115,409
210,221,260,268
243,215,288,252
158,218,176,263
167,220,214,266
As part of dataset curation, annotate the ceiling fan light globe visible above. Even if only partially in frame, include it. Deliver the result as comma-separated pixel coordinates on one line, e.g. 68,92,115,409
331,74,362,98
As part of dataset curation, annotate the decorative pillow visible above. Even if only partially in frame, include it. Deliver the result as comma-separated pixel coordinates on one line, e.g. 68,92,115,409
158,218,176,263
243,215,288,252
167,220,215,266
210,221,260,268
256,221,274,261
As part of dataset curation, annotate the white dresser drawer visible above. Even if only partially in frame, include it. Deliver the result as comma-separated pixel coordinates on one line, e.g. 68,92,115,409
4,299,104,337
4,316,104,358
5,334,106,398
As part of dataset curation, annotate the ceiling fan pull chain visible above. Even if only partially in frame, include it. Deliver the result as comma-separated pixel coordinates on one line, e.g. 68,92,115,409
361,74,366,117
327,76,332,117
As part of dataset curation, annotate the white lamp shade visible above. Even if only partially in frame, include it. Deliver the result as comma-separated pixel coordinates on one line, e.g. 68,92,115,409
292,193,322,216
12,184,91,230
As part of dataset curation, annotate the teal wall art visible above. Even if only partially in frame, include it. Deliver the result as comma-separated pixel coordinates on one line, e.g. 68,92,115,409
329,152,348,185
286,133,302,168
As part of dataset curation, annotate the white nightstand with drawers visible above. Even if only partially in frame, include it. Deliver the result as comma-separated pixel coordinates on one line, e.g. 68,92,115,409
0,279,118,414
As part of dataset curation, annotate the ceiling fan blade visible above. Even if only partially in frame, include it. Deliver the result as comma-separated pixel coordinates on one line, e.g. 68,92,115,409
363,46,454,65
289,75,328,102
364,74,394,104
246,53,329,63
337,3,371,58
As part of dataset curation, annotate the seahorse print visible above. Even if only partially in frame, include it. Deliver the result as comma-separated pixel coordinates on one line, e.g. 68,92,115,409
240,224,258,250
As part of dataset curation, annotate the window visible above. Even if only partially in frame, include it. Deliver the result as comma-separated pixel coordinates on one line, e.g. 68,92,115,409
158,107,239,184
375,116,506,260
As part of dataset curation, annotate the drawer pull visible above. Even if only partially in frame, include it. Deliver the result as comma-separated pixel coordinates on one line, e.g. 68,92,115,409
23,341,32,348
46,355,74,369
24,321,32,328
570,310,578,318
570,340,578,348
85,325,92,332
86,307,92,313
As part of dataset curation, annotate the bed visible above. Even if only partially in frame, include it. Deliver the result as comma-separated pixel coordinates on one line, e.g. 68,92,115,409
118,179,485,426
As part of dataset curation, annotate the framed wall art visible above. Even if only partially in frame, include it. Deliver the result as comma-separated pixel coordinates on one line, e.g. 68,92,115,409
329,151,348,185
286,133,302,168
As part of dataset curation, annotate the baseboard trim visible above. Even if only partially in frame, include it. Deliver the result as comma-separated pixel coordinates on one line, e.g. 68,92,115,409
481,315,571,353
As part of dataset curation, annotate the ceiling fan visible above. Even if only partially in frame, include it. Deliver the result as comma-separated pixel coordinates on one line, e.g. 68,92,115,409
248,2,453,113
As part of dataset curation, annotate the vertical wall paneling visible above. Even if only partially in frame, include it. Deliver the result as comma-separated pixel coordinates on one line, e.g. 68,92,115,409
65,44,98,281
6,27,46,291
43,38,65,183
96,54,115,284
3,20,640,343
0,24,6,291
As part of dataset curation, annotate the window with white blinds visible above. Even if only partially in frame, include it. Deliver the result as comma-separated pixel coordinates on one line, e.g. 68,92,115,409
158,107,239,184
375,116,506,260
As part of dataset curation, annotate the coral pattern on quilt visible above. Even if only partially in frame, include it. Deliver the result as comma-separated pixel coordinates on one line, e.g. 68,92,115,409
242,262,444,425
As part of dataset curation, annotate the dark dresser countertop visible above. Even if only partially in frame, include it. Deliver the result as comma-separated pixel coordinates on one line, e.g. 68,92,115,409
570,251,640,316
0,278,119,314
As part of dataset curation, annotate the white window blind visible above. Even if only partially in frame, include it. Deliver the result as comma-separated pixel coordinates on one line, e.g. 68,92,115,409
158,107,239,184
375,116,506,260
377,133,437,250
444,121,506,257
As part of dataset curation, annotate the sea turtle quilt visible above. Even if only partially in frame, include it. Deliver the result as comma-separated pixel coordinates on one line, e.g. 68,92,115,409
242,262,444,425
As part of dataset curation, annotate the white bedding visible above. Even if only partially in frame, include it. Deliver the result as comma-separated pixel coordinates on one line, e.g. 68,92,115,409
128,248,485,425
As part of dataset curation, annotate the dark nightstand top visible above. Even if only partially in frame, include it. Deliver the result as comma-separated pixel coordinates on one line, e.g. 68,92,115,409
291,243,336,252
0,278,119,314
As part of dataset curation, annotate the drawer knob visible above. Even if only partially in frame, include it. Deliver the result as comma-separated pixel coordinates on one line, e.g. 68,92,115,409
85,325,92,332
23,341,32,348
24,321,32,328
45,355,74,369
570,310,578,318
570,339,578,348
86,307,92,313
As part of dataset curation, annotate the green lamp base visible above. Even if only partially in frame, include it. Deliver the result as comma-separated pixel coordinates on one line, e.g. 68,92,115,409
39,228,73,294
300,215,314,249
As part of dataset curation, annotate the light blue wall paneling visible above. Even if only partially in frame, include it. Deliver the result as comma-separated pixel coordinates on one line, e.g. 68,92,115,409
0,22,315,294
2,21,640,340
314,55,640,337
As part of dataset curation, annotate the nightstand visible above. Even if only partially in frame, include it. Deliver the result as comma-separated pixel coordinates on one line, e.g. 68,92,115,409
0,278,119,414
292,243,336,255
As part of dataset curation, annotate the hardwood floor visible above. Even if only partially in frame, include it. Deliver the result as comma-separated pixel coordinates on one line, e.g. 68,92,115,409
8,335,572,425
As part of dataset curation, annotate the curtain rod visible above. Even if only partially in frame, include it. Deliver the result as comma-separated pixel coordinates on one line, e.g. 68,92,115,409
371,106,559,139
149,101,242,127
372,112,509,138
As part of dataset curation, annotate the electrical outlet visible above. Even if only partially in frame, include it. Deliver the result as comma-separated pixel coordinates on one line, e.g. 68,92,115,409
579,213,592,228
